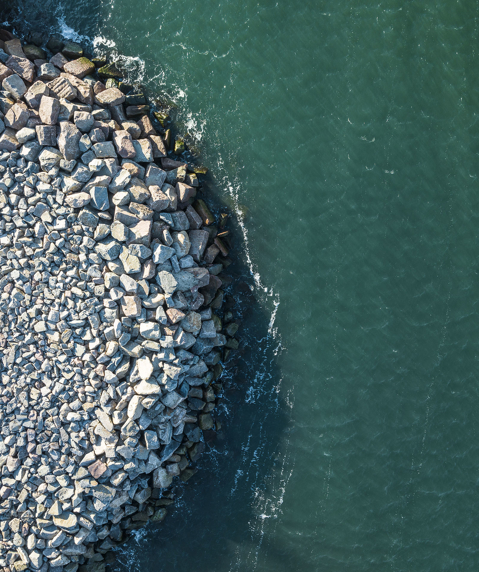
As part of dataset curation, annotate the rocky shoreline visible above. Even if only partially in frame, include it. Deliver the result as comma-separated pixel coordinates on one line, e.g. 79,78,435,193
0,30,238,572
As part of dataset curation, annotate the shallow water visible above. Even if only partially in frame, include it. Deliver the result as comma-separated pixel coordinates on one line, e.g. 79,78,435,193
4,0,479,569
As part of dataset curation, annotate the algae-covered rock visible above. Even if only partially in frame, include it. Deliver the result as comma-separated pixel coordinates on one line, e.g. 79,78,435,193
46,35,64,53
126,93,146,106
62,41,83,58
150,508,168,522
105,78,119,89
92,56,107,67
174,137,185,155
194,199,215,226
23,44,46,61
98,61,123,78
153,110,169,127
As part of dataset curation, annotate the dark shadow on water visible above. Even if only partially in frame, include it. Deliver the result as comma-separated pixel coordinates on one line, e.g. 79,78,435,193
0,3,293,571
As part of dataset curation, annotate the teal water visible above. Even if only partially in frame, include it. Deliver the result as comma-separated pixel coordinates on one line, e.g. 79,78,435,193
5,0,479,569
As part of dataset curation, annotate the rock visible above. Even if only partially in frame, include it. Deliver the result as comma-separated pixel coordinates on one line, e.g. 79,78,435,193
121,295,142,317
6,55,35,82
137,356,154,380
145,164,167,187
0,62,12,82
37,62,60,81
36,124,57,146
132,139,153,162
96,87,125,106
90,186,110,210
64,57,95,78
65,192,90,208
39,95,60,125
47,76,77,100
74,110,94,132
58,121,82,160
157,271,178,295
62,41,83,57
4,103,28,130
2,73,26,99
113,129,136,158
135,379,162,395
53,512,78,532
152,243,175,264
93,141,117,158
188,230,210,261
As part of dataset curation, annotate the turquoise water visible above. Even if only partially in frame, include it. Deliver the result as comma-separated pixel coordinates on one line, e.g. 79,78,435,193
5,0,479,569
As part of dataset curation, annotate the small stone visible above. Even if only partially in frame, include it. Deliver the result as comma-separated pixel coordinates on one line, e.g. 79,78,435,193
65,192,90,208
121,295,142,317
96,87,125,106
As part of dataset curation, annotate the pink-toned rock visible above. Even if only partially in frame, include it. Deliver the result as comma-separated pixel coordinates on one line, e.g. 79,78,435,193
50,52,69,70
137,115,156,137
0,63,12,83
39,96,60,125
88,460,107,479
61,73,94,105
4,39,24,58
149,134,167,158
113,129,136,158
63,57,95,78
95,87,125,107
176,182,196,203
47,76,77,101
6,56,35,82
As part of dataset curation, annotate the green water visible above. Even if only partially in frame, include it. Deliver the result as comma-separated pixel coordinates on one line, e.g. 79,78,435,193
6,0,479,569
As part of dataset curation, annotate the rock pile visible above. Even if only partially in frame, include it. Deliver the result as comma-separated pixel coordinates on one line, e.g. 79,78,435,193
0,31,238,572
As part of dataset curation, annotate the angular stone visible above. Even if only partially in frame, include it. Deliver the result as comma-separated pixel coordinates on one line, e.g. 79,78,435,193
65,192,90,208
189,230,210,261
58,121,81,160
137,356,154,380
96,87,125,107
47,76,78,101
39,96,60,125
152,467,173,488
0,62,12,83
93,141,117,158
157,271,178,295
149,134,167,158
90,186,110,211
176,182,196,203
74,110,94,132
53,512,78,532
145,185,169,212
95,237,121,260
145,164,167,187
132,139,153,162
0,128,19,150
37,63,60,81
4,103,28,130
50,52,69,70
152,243,175,264
2,74,26,100
113,129,136,158
36,124,57,146
6,56,35,82
135,379,162,396
64,57,95,78
38,146,63,170
121,295,142,317
88,460,107,479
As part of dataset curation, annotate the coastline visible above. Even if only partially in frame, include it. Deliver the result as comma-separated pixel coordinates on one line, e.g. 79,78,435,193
0,29,239,572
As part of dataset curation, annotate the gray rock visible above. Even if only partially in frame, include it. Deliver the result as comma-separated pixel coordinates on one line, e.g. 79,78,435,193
90,186,110,211
132,139,153,162
93,141,117,158
36,124,57,146
2,73,26,100
39,95,60,125
74,110,94,132
113,130,136,158
152,243,175,264
157,271,178,295
58,121,81,160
